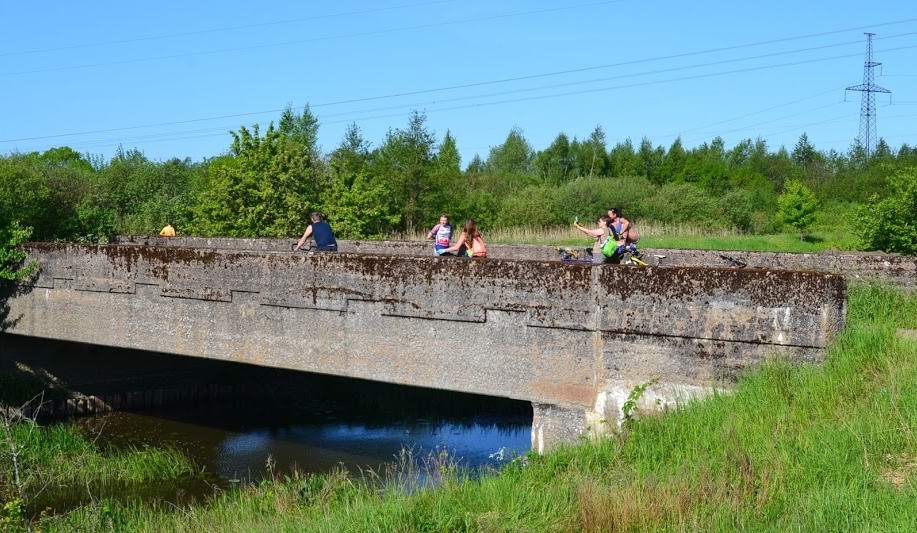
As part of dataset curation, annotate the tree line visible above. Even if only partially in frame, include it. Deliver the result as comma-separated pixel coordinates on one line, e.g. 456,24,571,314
1,105,916,261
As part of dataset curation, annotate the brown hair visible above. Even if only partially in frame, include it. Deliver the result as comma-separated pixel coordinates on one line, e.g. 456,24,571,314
463,219,480,241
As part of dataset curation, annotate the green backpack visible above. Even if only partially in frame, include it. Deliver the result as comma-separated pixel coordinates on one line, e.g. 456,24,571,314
601,236,617,258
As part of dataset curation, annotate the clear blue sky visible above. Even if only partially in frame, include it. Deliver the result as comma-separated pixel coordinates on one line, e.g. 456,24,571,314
1,1,915,165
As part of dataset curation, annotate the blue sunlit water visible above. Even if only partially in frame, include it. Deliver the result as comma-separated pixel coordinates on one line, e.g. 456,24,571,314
83,403,532,482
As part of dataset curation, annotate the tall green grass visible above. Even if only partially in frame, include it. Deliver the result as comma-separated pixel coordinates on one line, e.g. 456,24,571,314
393,221,858,253
25,286,916,532
1,422,196,502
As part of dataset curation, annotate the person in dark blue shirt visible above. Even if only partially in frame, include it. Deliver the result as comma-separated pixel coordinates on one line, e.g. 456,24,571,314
293,212,338,252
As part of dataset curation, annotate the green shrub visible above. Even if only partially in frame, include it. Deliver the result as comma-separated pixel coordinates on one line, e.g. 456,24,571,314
858,169,917,254
496,186,563,227
74,201,116,244
639,183,723,227
749,211,783,234
0,221,35,281
719,190,756,232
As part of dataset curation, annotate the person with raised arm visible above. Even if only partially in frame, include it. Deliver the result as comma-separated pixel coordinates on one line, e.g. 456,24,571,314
574,215,613,264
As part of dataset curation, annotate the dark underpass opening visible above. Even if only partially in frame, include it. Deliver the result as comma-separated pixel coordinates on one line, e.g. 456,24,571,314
1,334,533,483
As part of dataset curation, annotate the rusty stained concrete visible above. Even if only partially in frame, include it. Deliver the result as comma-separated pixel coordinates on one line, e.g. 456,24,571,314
114,235,915,288
7,242,847,451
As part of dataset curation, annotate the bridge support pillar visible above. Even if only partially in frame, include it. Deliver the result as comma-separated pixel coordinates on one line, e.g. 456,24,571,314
531,403,593,454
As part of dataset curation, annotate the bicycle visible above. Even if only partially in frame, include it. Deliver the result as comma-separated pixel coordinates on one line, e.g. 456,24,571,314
609,245,649,267
556,245,650,266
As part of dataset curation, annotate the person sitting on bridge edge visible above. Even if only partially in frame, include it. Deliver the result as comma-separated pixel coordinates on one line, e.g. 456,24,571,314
607,207,640,256
427,213,453,256
574,215,612,264
159,223,176,237
443,218,487,258
293,212,338,252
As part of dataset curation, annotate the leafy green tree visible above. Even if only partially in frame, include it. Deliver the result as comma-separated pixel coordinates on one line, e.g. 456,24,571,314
570,126,608,179
684,137,729,192
534,133,573,185
660,138,687,182
466,154,485,176
322,124,401,239
608,139,639,177
792,133,817,170
777,179,818,240
371,111,438,232
39,146,94,172
278,104,325,192
430,130,464,216
858,168,917,254
191,124,317,237
434,130,459,171
321,167,400,239
637,137,665,184
94,153,197,236
330,123,371,176
279,104,320,147
486,127,533,176
873,138,893,161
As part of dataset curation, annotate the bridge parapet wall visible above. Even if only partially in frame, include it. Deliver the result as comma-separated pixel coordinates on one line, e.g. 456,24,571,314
113,235,915,288
9,242,847,451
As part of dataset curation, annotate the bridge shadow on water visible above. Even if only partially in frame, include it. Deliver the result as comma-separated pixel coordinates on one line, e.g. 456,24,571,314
1,334,533,483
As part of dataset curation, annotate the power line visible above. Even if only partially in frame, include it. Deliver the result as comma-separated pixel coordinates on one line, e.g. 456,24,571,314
128,33,906,132
405,32,916,108
683,101,846,139
42,45,917,153
680,107,917,147
0,0,460,58
5,26,917,144
656,87,845,140
0,0,624,77
759,110,917,141
724,110,917,146
3,12,917,85
394,43,917,120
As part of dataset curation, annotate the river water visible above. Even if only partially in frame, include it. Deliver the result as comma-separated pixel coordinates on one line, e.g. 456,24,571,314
30,387,532,516
4,335,533,514
75,397,532,482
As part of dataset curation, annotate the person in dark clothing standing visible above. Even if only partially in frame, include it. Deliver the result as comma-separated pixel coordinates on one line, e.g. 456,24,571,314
293,212,338,252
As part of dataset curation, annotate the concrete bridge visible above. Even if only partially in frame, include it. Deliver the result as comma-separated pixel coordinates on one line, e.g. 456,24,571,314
3,240,848,451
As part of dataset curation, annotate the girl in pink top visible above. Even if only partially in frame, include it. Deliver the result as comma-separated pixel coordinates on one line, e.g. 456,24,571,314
444,219,487,258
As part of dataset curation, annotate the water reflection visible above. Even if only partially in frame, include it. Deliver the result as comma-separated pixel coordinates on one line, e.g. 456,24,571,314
79,398,532,482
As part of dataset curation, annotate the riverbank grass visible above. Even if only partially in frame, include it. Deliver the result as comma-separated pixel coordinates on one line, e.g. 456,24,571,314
24,285,916,531
1,420,197,525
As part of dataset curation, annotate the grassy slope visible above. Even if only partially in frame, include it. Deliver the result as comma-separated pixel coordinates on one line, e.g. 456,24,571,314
36,286,917,532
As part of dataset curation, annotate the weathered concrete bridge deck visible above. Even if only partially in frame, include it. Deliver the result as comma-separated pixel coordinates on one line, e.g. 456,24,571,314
116,235,916,288
5,240,848,451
